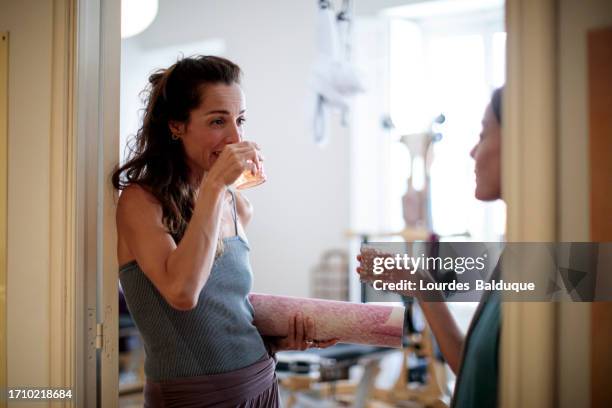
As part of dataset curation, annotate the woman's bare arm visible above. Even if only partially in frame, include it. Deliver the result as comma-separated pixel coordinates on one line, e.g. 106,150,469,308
418,301,464,374
117,179,226,311
356,251,465,374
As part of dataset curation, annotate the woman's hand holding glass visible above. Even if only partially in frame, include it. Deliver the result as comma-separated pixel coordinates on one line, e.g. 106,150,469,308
203,141,265,189
356,247,438,300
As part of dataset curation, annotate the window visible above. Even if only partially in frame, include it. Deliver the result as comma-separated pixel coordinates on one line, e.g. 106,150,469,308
351,3,506,245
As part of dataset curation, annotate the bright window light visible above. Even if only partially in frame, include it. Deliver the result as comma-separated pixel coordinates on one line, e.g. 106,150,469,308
385,9,506,240
492,32,507,87
383,0,504,19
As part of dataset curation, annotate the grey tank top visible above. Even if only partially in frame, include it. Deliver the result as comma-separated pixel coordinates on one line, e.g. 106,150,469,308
118,190,268,381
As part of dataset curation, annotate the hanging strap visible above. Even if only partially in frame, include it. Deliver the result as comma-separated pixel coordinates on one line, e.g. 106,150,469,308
230,189,239,236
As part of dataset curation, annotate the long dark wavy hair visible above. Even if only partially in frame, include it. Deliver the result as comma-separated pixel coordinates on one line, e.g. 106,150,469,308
112,55,242,244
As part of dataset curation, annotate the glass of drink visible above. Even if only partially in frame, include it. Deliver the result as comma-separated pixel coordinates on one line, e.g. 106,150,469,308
234,160,266,190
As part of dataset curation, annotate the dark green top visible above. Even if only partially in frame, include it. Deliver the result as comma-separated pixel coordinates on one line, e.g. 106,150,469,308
451,289,501,408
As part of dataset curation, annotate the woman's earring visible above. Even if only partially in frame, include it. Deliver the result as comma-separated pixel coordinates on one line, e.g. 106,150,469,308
171,133,180,141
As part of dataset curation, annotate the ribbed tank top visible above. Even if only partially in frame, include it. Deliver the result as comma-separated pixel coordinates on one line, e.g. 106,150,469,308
118,190,268,381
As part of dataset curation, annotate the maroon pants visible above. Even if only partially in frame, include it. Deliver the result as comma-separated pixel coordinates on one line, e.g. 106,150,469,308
144,355,280,408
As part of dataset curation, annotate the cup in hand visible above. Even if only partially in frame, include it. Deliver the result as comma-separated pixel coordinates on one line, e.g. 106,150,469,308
233,160,266,190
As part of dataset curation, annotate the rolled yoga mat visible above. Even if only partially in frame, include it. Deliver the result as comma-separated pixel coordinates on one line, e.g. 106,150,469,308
248,293,405,348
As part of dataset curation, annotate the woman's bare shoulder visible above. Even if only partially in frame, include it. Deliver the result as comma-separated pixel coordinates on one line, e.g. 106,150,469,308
117,184,162,224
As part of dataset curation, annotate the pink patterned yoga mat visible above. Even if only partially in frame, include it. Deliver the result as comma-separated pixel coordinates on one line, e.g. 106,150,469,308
248,293,404,348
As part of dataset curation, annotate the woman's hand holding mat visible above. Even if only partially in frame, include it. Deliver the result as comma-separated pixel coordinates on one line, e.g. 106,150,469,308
249,294,405,348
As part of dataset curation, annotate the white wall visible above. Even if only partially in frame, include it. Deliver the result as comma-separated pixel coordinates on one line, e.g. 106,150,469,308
121,0,352,297
0,0,53,392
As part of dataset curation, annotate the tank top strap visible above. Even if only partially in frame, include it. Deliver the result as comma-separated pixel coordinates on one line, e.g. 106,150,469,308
230,189,238,236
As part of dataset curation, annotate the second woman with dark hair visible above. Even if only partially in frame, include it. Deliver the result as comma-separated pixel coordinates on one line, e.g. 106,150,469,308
114,56,336,407
358,87,504,408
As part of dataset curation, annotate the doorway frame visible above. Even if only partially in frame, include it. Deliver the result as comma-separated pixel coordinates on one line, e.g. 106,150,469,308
48,1,78,406
73,0,120,406
71,0,599,407
0,30,9,408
